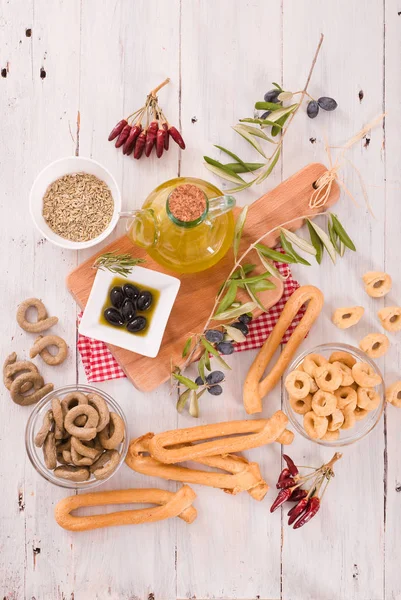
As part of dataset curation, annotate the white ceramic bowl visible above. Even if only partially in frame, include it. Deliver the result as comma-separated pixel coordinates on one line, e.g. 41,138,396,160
29,156,121,250
79,266,181,358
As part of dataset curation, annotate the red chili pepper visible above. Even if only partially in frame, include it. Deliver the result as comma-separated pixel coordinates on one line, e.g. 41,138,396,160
108,119,127,141
283,454,299,477
276,477,296,490
115,124,132,148
288,498,309,526
277,468,290,484
270,488,292,513
289,488,307,502
163,123,169,150
123,124,142,155
169,126,185,149
293,496,320,529
145,121,158,157
133,131,147,159
156,128,166,158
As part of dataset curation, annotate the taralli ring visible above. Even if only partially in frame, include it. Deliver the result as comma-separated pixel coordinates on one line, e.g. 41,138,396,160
43,432,57,469
327,408,344,431
10,372,54,406
331,361,354,386
334,386,357,410
98,412,125,449
303,353,328,378
362,271,392,298
34,410,54,447
314,363,342,392
284,370,311,399
357,387,381,411
359,333,389,358
351,362,382,387
322,429,340,441
378,306,401,332
354,406,369,420
61,392,88,426
3,355,39,393
16,297,58,333
71,436,102,460
303,411,328,439
289,393,312,415
54,465,90,482
64,405,99,440
311,390,337,417
91,449,120,480
329,351,356,369
87,393,110,432
386,381,401,408
341,404,356,430
332,306,364,329
243,286,324,414
30,335,68,366
51,397,65,439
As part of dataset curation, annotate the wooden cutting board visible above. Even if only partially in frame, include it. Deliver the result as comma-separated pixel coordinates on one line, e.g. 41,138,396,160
67,162,339,391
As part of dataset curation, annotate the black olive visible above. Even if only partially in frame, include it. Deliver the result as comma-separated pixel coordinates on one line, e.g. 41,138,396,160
127,316,147,333
110,286,124,309
205,329,224,344
264,89,280,103
216,341,234,355
317,96,338,111
231,321,249,336
137,291,153,311
104,307,124,327
195,376,204,385
239,314,252,324
121,298,136,322
122,283,140,301
307,101,319,119
208,384,223,396
206,370,224,384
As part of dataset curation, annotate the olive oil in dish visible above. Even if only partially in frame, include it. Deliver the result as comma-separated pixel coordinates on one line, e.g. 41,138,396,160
100,276,160,337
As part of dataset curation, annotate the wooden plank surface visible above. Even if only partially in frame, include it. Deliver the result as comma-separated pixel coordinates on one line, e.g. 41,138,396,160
0,1,400,599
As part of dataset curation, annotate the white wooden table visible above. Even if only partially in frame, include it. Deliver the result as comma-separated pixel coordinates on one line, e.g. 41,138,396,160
1,1,400,598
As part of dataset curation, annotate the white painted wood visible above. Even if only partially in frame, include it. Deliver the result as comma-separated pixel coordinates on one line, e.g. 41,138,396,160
0,0,400,598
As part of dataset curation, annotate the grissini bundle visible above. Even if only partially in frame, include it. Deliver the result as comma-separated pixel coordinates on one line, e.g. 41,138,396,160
147,411,289,464
54,486,197,531
243,285,324,415
126,434,269,500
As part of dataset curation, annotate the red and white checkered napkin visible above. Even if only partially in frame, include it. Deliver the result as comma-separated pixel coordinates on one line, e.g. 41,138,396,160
77,258,306,383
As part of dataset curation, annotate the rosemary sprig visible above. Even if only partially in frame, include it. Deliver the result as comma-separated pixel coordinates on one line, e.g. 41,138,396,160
93,251,145,277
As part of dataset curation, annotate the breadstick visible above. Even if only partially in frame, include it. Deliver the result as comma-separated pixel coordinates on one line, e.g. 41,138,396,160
54,486,197,532
147,411,289,464
243,285,324,414
126,434,268,500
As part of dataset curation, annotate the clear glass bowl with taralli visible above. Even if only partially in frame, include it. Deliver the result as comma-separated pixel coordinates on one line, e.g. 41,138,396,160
283,343,385,447
25,384,128,489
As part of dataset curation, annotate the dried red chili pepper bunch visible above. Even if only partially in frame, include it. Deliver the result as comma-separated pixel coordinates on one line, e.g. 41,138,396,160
270,452,342,529
108,78,185,160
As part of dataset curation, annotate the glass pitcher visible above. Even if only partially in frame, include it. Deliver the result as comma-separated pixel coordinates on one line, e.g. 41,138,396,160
122,177,236,273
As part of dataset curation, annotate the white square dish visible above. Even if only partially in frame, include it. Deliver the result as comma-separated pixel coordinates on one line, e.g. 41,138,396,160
79,266,181,358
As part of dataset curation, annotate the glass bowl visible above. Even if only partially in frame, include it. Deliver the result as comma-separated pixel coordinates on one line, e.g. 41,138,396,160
25,384,129,489
283,343,385,447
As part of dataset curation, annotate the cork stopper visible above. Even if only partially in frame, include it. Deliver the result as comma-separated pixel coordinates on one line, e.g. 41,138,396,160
167,184,207,223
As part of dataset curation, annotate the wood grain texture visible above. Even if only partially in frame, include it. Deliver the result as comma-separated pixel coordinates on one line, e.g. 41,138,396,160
0,0,400,598
67,162,338,392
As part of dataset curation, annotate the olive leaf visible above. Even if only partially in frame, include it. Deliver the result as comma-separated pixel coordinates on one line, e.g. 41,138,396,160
188,390,199,418
212,301,257,321
306,220,324,264
225,324,246,343
280,231,311,266
328,218,340,253
215,281,238,315
255,243,298,264
278,91,293,102
233,205,248,259
233,270,275,285
204,351,211,371
200,337,232,370
307,219,337,264
225,162,264,173
238,120,278,135
232,125,267,158
271,112,292,137
232,264,256,278
280,228,317,255
248,280,276,292
255,147,281,185
198,352,207,383
204,160,245,184
182,336,192,358
214,145,249,171
259,103,298,123
176,388,192,413
331,214,356,251
257,250,288,281
339,240,346,257
172,373,199,390
227,179,257,193
244,280,266,311
254,101,283,111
